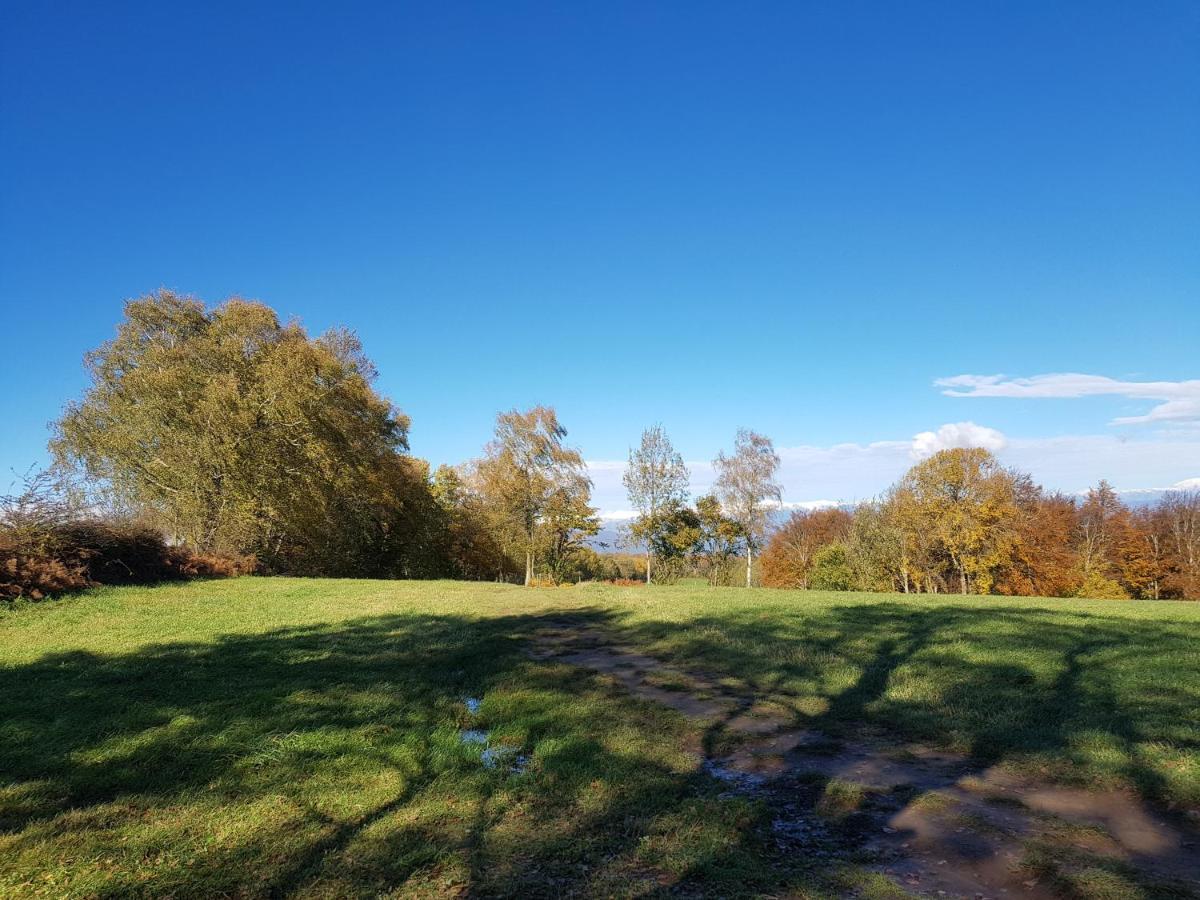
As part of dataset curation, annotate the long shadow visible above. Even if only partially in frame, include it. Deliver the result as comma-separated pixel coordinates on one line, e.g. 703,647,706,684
570,598,1200,892
1,606,817,897
3,597,1198,896
608,600,1199,800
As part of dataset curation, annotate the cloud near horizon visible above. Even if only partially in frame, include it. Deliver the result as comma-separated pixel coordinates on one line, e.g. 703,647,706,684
587,425,1200,519
936,373,1200,426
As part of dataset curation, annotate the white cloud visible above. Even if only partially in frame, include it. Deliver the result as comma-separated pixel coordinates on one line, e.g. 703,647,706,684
1173,477,1200,491
584,459,627,472
909,421,1008,460
597,509,638,522
763,499,841,511
936,373,1200,426
588,429,1200,514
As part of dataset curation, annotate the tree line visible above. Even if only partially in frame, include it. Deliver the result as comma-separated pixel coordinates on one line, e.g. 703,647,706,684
620,426,1200,600
758,461,1200,600
6,291,1196,599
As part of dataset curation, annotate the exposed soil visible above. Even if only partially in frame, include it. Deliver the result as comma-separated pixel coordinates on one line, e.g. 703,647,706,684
530,620,1200,899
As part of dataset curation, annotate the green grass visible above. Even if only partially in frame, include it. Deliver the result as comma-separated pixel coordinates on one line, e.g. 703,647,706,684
1,578,1198,897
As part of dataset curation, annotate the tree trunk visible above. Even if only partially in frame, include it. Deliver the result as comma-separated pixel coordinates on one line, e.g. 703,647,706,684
646,551,652,585
746,545,753,587
524,550,533,586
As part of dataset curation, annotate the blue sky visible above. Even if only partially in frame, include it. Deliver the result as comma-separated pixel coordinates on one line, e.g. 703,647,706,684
2,1,1198,516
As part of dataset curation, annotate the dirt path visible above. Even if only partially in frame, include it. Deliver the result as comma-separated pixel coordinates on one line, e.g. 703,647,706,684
530,620,1200,899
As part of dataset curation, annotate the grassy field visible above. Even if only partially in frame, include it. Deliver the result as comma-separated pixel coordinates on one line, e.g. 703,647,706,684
2,579,1198,898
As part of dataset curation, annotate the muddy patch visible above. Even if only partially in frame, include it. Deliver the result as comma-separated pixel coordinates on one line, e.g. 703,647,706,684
530,621,1200,898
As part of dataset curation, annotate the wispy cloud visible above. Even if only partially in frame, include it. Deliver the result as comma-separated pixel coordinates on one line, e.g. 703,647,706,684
936,373,1200,425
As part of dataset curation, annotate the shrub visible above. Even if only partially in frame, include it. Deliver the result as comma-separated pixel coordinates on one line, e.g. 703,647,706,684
0,546,88,600
0,525,256,601
809,543,857,591
1074,571,1130,600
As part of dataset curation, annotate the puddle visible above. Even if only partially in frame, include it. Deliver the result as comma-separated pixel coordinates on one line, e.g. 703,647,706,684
458,700,528,774
703,759,767,792
483,745,530,773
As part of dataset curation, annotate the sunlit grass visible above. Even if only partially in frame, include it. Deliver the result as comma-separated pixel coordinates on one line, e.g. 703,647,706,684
1,578,1198,897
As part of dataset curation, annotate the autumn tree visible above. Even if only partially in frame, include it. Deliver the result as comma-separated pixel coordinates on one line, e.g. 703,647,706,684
995,483,1081,598
51,291,424,574
623,425,690,584
893,448,1020,595
431,464,519,581
760,507,852,589
1076,480,1125,579
474,407,594,585
714,429,782,587
1160,489,1200,599
692,495,745,586
539,478,600,583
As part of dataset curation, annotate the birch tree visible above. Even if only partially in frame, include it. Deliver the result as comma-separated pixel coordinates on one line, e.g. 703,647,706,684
623,424,689,584
713,429,781,587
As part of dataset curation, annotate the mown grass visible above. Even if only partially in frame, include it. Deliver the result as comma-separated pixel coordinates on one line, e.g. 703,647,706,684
1,578,1198,897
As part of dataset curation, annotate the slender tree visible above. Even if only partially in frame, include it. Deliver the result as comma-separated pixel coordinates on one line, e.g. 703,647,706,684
623,425,690,584
474,406,592,585
713,429,782,587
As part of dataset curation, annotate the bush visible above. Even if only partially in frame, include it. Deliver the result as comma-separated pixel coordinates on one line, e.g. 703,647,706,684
0,547,88,600
809,543,857,591
649,556,686,585
1073,571,1130,600
1,518,255,602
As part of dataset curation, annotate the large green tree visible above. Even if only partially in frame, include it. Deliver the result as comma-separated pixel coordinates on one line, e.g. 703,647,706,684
52,291,421,574
623,424,690,584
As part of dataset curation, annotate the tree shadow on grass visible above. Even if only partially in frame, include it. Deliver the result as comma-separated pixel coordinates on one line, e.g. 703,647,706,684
580,600,1200,895
0,607,807,897
608,601,1199,810
2,598,1198,897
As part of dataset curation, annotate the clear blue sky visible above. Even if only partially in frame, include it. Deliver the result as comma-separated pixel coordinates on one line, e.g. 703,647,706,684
2,1,1198,515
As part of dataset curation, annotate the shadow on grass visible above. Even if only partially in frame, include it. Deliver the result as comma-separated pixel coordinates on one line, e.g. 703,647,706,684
2,598,1197,897
612,600,1200,812
0,608,797,897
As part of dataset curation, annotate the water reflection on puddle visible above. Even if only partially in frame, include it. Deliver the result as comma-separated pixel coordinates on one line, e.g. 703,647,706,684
459,697,528,774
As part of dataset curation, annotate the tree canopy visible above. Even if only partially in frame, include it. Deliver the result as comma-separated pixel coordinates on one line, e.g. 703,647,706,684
52,291,428,575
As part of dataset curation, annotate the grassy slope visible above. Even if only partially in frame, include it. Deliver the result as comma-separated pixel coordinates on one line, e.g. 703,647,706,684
1,579,1198,898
